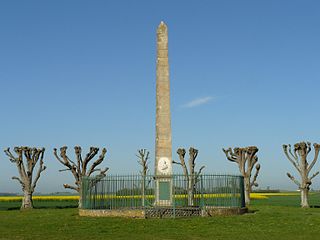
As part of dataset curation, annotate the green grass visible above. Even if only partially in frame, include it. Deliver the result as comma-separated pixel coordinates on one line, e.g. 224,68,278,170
251,192,320,207
0,200,78,211
0,194,320,240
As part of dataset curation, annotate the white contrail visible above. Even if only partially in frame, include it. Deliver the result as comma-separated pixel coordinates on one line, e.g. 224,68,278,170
182,96,214,108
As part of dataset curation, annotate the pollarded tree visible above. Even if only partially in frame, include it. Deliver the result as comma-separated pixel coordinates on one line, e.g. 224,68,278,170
53,146,108,208
136,149,150,207
137,149,149,177
222,146,261,206
283,142,320,208
4,147,46,209
173,147,205,206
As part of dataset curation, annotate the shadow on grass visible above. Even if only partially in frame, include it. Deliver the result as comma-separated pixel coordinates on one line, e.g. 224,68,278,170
310,205,320,208
1,201,78,211
247,209,259,214
6,205,78,211
37,205,78,209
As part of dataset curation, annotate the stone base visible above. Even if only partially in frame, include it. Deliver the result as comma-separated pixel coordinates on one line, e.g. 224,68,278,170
79,206,247,218
202,206,248,216
145,207,201,218
79,209,145,218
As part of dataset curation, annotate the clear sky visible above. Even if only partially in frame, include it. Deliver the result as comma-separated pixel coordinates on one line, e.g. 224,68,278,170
1,0,320,193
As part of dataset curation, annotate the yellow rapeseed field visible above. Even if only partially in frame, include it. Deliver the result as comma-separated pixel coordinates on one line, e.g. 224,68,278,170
0,196,78,202
251,192,301,199
253,192,300,196
0,192,302,202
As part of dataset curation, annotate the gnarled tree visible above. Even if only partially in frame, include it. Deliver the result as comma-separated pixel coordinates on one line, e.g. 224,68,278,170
222,146,260,206
283,142,320,208
136,149,150,206
173,147,205,206
53,146,108,208
4,147,46,209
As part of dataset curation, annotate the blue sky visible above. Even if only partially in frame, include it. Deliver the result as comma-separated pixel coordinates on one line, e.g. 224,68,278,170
1,0,320,193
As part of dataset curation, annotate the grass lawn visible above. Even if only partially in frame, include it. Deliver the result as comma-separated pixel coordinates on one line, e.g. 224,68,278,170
0,200,78,211
0,193,319,240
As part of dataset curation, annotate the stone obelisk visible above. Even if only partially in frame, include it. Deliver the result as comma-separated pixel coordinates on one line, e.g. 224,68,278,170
155,21,172,206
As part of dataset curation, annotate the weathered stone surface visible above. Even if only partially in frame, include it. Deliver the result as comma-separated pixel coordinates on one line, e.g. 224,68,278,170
155,21,173,206
79,207,247,218
79,209,145,218
155,21,172,176
202,207,248,217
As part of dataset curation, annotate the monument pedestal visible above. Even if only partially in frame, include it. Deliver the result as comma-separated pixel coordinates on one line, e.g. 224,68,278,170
155,176,172,206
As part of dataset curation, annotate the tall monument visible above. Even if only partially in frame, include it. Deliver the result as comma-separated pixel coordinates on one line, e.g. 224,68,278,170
155,21,172,205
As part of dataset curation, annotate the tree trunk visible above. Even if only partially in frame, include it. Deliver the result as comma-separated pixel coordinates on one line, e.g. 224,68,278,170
78,187,83,209
300,188,309,208
141,176,146,207
244,176,251,206
21,191,33,209
188,176,194,206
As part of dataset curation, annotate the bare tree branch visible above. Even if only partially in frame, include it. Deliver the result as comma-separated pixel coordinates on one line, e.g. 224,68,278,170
83,147,99,173
53,148,68,166
176,148,188,178
136,149,150,207
87,148,107,176
309,171,319,181
90,167,109,175
74,146,83,176
246,146,259,174
307,142,312,154
172,160,182,166
288,144,298,161
56,146,80,185
189,147,198,176
198,165,205,174
61,146,78,169
63,184,79,192
308,144,320,173
250,164,261,188
137,149,149,176
12,176,24,187
31,149,46,192
4,148,18,163
287,173,300,186
222,148,238,163
283,145,300,172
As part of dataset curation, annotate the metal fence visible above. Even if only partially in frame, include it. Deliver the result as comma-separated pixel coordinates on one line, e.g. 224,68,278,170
81,174,245,210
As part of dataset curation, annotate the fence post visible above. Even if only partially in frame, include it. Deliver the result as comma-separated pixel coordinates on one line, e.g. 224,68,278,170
239,176,245,208
172,175,176,218
142,174,146,208
200,174,204,209
81,177,88,209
